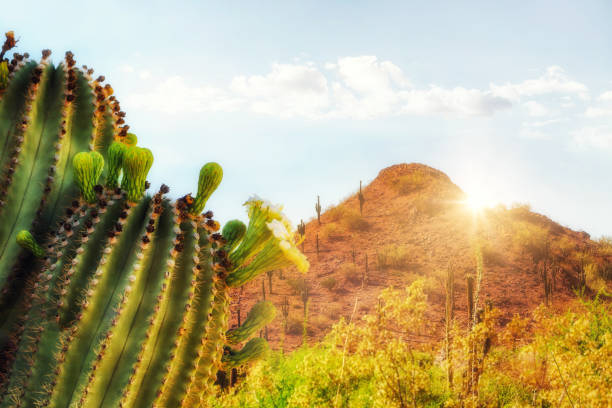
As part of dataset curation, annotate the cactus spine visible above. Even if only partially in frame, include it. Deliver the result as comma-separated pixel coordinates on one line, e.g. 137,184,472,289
0,34,308,408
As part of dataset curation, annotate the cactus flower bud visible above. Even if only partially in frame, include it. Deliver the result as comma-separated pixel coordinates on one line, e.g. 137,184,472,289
106,141,127,188
73,151,104,203
190,162,223,215
124,133,138,147
16,230,45,258
0,61,8,90
222,219,246,252
121,146,153,202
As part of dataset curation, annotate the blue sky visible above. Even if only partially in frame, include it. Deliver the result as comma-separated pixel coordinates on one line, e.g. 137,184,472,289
3,1,612,237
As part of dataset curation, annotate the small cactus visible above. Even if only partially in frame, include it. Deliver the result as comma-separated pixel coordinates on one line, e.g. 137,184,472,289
358,180,365,216
315,195,321,225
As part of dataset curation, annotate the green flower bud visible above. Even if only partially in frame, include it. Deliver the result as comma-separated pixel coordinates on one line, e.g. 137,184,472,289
121,146,153,202
226,301,276,345
124,133,138,147
190,162,223,215
16,230,44,258
0,61,8,90
73,151,104,203
106,141,127,188
222,338,269,369
222,220,246,252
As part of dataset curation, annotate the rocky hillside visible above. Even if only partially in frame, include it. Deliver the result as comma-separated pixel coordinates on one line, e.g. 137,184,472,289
231,163,611,350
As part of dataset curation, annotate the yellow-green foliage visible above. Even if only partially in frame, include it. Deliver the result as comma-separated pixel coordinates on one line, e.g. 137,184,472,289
211,283,611,408
209,279,448,408
377,244,410,270
512,221,550,263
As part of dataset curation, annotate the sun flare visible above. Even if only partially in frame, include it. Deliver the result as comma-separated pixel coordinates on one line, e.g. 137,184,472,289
462,194,497,214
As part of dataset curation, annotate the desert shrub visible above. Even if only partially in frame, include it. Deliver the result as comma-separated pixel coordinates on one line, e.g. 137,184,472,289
309,314,331,331
342,211,370,232
287,277,309,296
394,170,428,195
320,222,344,241
339,263,361,285
584,262,609,292
512,221,550,265
320,276,337,291
556,236,575,258
377,244,410,270
598,236,612,256
286,317,304,335
481,242,505,267
325,205,347,222
413,194,446,217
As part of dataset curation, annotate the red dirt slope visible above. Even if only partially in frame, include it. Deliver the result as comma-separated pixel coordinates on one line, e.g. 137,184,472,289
231,163,610,350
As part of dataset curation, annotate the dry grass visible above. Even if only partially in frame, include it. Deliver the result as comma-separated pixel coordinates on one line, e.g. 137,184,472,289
321,223,344,241
343,211,370,232
320,276,337,291
394,170,428,195
338,263,361,285
377,244,410,270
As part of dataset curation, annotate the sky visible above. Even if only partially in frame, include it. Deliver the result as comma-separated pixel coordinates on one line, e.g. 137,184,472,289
3,1,612,237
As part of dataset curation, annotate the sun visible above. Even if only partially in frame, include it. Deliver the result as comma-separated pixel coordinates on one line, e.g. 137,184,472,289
462,193,497,214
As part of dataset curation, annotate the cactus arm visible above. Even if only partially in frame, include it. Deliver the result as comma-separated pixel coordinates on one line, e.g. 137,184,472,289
155,224,215,407
0,199,92,407
48,197,151,408
38,67,95,232
0,61,37,173
80,195,173,408
183,269,230,407
57,198,123,328
225,301,276,345
24,197,123,407
20,203,104,407
120,217,197,408
190,162,223,215
91,81,115,159
0,62,64,289
222,337,270,369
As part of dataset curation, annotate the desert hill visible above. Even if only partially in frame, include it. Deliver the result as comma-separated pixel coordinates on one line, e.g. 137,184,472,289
231,163,611,350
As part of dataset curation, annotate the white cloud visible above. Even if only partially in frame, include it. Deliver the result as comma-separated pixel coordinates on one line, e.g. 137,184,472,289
571,126,612,149
123,76,241,114
490,66,589,102
333,56,411,93
400,86,511,116
584,107,612,118
598,90,612,101
117,59,590,121
229,63,329,118
523,101,549,117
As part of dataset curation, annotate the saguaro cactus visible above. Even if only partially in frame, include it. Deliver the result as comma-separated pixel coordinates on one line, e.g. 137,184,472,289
0,33,308,408
315,195,321,225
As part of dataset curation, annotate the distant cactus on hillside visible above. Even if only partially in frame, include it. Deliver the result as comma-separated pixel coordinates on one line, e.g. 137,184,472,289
315,196,321,225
